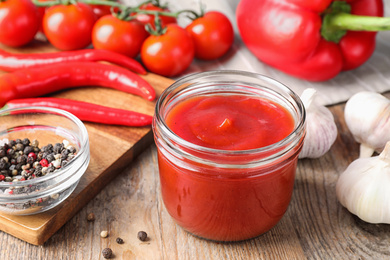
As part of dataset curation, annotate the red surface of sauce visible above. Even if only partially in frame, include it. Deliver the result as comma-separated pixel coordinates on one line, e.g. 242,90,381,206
157,94,300,241
166,95,294,150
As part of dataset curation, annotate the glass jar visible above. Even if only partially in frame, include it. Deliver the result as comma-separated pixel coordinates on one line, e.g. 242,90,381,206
153,70,306,242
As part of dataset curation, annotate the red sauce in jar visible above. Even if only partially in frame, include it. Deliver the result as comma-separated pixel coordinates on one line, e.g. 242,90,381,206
166,95,294,150
157,94,301,241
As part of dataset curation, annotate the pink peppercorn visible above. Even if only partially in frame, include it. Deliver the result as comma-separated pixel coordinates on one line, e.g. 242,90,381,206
28,152,37,160
0,175,4,181
40,159,49,167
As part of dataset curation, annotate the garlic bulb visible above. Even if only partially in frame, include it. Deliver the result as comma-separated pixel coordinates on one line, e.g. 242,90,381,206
298,88,337,159
336,141,390,224
344,91,390,158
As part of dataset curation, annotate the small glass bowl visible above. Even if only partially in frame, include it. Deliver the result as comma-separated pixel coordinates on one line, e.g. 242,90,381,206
0,106,90,215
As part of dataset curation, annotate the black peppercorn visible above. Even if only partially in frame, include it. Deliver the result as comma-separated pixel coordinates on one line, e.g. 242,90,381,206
47,165,55,173
0,159,6,170
68,146,76,154
137,231,148,241
27,157,34,165
102,248,112,259
116,237,124,244
53,143,63,154
16,155,27,165
7,148,15,155
0,149,5,157
46,153,55,162
15,163,22,170
14,143,24,151
61,149,69,159
23,146,34,155
22,138,30,146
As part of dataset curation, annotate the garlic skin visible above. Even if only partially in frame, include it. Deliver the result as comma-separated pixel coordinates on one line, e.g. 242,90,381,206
298,88,337,159
336,142,390,224
344,91,390,158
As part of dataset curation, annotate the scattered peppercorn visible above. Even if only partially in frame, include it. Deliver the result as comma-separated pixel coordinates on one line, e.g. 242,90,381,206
137,231,148,241
100,230,109,238
102,248,113,259
87,212,95,222
116,237,124,244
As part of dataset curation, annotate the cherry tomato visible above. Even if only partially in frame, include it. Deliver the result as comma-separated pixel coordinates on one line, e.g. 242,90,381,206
0,0,39,47
89,1,119,19
135,3,177,30
43,3,96,50
141,24,194,77
186,11,234,60
92,15,148,58
36,0,51,34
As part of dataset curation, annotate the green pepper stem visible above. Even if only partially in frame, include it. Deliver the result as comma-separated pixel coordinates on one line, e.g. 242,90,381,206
78,0,125,8
321,1,389,43
328,13,390,31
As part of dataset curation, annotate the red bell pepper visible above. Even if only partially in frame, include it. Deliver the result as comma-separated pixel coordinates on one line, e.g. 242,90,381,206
236,0,386,81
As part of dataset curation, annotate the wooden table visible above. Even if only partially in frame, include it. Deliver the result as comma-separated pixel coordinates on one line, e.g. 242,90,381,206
1,96,390,259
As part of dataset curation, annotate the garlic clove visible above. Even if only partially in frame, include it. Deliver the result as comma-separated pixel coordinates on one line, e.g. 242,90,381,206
344,91,390,158
336,141,390,224
298,88,337,159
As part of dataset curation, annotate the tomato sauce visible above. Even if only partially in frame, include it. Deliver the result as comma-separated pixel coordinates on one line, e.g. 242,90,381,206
156,94,300,241
166,95,294,150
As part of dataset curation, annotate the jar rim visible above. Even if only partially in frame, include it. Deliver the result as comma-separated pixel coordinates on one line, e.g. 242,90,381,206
154,70,306,165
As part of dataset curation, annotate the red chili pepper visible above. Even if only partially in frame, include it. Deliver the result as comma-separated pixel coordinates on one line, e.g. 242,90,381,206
0,61,156,107
237,0,386,81
0,48,147,75
5,97,153,126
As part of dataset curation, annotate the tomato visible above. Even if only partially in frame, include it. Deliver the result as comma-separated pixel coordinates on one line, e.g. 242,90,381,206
0,0,39,47
36,0,51,34
88,1,120,19
135,3,177,30
141,24,194,77
186,11,234,60
89,4,112,19
92,15,148,58
43,3,96,50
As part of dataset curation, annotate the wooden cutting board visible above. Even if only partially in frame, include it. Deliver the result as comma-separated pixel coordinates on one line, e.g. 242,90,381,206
0,41,174,245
